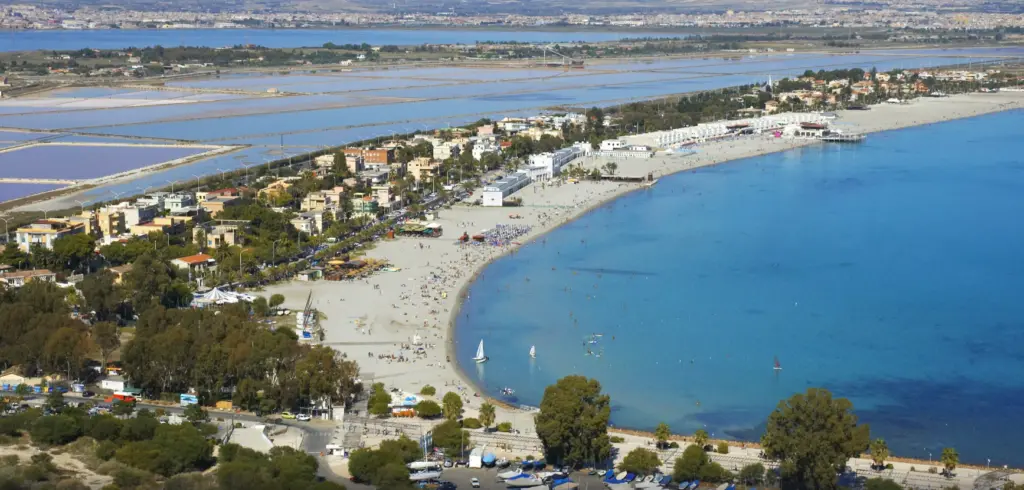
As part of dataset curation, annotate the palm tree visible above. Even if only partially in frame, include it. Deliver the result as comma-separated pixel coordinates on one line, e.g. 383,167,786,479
479,402,496,431
941,447,959,476
870,439,889,469
693,429,709,448
655,422,671,449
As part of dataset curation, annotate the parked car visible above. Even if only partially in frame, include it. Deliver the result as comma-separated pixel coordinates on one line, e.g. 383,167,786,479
470,477,480,488
297,413,311,422
281,411,296,419
81,391,95,398
443,459,453,468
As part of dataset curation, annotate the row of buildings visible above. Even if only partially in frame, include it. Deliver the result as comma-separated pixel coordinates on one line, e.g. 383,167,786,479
5,4,1022,31
12,188,250,253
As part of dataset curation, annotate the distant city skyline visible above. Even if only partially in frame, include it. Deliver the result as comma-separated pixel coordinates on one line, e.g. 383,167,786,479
2,0,1023,31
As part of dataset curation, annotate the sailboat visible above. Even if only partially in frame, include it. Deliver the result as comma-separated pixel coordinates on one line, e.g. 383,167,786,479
773,356,782,371
473,340,488,363
529,345,536,359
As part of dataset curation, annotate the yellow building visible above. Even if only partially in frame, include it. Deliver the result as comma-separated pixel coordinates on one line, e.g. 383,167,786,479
15,220,86,252
194,225,238,248
407,157,441,182
258,179,294,200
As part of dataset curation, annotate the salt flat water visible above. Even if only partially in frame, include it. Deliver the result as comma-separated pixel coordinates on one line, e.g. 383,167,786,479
456,110,1024,466
0,28,683,52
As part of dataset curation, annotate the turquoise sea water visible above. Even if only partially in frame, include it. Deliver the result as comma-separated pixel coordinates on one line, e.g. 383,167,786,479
455,110,1024,466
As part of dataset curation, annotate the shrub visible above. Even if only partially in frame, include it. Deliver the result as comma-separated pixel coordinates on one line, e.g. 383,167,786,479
462,418,482,429
668,441,680,448
96,440,119,461
886,463,894,470
717,442,729,454
865,478,904,490
0,455,18,466
618,448,661,474
928,467,938,474
495,422,513,433
698,461,733,483
610,436,625,443
419,385,436,396
113,465,152,489
739,463,765,485
415,400,442,419
30,414,83,446
56,480,90,490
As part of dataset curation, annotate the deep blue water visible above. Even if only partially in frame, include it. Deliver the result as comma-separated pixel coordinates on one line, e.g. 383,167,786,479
0,28,682,52
456,110,1024,466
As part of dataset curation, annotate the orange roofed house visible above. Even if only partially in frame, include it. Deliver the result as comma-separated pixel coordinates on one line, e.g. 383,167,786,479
171,253,217,275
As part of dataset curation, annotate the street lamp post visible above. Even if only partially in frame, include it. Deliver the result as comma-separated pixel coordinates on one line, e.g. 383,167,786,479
272,239,281,265
74,199,87,214
192,174,202,194
240,162,253,186
165,180,176,193
0,216,9,244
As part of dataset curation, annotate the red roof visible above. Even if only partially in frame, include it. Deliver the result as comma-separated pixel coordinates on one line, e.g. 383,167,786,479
174,253,214,265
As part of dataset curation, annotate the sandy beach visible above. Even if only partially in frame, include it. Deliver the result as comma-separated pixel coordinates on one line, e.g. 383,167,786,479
263,91,1024,442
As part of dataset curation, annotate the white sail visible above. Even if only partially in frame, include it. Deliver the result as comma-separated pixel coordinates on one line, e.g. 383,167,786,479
474,340,487,362
529,345,536,358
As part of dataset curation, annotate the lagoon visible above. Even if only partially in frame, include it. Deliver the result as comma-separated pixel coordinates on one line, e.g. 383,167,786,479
0,28,685,52
455,110,1024,466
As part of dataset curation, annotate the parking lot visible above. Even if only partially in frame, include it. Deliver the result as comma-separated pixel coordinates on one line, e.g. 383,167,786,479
420,467,608,489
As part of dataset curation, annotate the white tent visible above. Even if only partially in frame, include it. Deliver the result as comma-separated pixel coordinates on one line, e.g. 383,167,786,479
194,287,250,305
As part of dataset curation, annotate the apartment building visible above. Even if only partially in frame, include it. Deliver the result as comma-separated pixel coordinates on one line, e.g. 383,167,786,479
15,220,86,252
408,157,442,182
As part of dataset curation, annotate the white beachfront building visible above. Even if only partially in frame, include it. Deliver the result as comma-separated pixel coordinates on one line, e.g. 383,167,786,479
524,143,590,181
481,171,531,207
596,139,654,159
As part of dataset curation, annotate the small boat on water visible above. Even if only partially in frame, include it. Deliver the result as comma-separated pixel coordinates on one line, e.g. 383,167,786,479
530,345,536,359
774,356,782,371
501,387,516,396
473,340,488,363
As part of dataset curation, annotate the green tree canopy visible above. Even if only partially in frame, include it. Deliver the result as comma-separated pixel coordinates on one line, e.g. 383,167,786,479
739,463,766,485
941,447,958,475
619,447,661,474
431,419,468,457
478,402,496,429
870,438,889,468
761,388,870,490
441,391,463,421
693,429,709,447
865,478,903,490
80,270,122,321
92,321,120,366
415,400,441,418
115,423,214,476
51,233,96,272
534,375,611,468
655,422,671,448
673,445,709,481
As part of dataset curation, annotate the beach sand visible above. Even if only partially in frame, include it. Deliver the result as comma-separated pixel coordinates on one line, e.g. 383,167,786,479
263,91,1024,443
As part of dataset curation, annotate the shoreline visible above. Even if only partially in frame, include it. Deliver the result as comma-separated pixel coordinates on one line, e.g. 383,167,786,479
445,93,1024,444
261,91,1024,466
